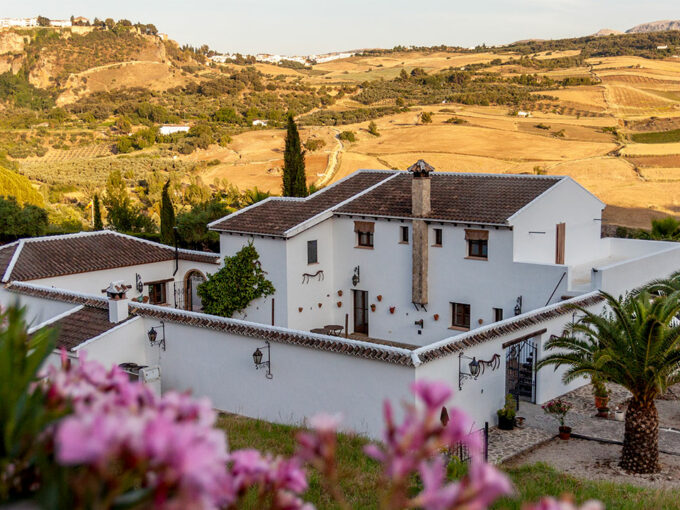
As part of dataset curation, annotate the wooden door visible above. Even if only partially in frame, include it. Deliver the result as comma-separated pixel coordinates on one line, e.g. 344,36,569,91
353,290,368,334
555,223,566,265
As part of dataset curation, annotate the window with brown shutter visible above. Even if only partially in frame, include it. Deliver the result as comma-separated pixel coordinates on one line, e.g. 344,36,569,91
451,302,470,329
433,228,443,247
555,223,566,264
465,229,488,259
355,221,375,248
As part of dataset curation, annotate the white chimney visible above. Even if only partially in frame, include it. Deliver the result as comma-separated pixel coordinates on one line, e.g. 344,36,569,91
102,281,131,323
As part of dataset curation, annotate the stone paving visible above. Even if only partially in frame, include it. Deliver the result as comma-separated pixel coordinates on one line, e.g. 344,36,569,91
487,424,553,464
520,384,680,456
486,383,680,464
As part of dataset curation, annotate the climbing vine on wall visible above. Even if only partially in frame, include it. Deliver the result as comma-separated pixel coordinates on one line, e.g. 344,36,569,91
197,242,275,317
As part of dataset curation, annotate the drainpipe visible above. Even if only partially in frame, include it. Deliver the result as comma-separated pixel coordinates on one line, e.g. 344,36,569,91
173,226,179,276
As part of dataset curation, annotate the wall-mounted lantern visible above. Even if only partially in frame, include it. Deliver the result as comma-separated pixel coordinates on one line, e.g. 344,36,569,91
352,266,360,287
514,296,523,316
458,352,500,390
147,321,166,351
252,340,273,379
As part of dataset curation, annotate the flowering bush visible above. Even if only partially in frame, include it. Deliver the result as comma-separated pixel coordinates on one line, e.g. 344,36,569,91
542,399,573,427
0,306,603,509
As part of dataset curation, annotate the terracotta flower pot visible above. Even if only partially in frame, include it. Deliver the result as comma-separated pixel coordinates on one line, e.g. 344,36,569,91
433,314,439,321
558,425,572,440
337,301,342,308
389,306,395,314
298,307,303,313
370,304,376,312
318,303,322,308
596,407,610,418
377,295,382,302
594,396,609,409
337,290,343,297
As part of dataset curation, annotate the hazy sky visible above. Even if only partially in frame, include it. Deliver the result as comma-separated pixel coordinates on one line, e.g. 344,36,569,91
7,1,680,55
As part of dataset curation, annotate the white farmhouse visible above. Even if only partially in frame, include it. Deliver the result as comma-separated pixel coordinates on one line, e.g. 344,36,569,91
210,161,680,346
3,162,680,438
0,231,219,314
252,119,268,127
159,124,190,136
516,111,531,118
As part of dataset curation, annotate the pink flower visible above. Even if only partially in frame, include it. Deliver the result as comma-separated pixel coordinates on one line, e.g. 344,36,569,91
411,380,452,410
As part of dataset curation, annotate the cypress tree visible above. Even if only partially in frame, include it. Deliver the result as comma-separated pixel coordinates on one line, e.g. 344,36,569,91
93,194,103,230
282,114,307,197
160,180,175,245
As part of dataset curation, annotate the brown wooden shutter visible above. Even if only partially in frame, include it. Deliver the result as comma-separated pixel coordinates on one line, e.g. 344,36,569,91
464,229,489,241
354,221,374,233
555,223,566,264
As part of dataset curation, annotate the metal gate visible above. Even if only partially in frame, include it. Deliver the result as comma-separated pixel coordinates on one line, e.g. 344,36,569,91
505,336,538,407
174,281,185,310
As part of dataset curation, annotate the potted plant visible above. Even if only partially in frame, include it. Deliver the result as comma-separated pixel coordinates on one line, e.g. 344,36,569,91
542,398,573,439
592,375,609,410
596,406,610,419
497,394,516,430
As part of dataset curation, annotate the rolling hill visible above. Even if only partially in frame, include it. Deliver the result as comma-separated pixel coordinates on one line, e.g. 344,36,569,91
2,19,680,232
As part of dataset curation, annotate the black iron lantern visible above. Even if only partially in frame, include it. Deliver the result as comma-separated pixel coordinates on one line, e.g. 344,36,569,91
514,296,523,316
252,341,273,379
146,322,166,351
252,347,263,366
352,266,360,287
458,352,501,390
469,357,480,378
147,327,158,344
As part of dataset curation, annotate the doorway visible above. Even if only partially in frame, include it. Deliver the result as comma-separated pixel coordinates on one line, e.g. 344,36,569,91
353,289,368,334
505,336,538,406
185,270,207,312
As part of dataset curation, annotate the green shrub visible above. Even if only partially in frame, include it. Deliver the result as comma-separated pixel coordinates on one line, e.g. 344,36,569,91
338,131,356,142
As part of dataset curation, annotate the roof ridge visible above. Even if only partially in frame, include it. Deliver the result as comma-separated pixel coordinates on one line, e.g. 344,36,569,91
413,291,604,364
109,231,219,259
5,281,109,307
2,240,24,283
209,170,399,232
283,171,400,237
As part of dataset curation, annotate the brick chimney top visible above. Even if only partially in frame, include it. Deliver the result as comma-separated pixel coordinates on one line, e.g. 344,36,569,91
102,281,131,323
407,159,434,179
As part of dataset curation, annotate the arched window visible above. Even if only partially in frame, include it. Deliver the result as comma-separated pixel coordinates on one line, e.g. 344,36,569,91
184,270,206,312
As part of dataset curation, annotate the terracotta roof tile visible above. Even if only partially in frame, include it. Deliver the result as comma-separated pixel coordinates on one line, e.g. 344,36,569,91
47,306,131,351
336,172,562,224
209,171,394,236
0,231,219,282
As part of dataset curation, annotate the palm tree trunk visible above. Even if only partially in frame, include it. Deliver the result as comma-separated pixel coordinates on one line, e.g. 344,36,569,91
620,397,660,473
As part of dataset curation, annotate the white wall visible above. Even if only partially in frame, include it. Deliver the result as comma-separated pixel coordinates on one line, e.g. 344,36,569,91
594,240,680,297
74,316,151,367
414,294,606,428
28,259,217,308
219,234,288,326
0,288,77,326
330,217,569,345
285,221,339,331
157,320,414,438
510,178,605,266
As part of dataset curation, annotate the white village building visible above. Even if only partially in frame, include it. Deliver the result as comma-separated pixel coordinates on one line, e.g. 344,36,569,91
159,124,191,136
2,162,680,438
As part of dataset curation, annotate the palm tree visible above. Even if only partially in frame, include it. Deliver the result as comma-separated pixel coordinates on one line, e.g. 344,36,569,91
242,187,271,206
537,290,680,474
643,270,680,296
